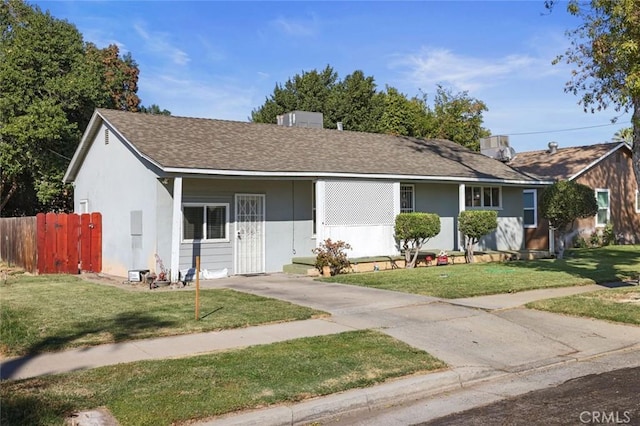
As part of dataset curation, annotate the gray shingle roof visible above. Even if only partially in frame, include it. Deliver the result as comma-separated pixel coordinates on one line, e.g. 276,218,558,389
96,108,540,183
509,142,627,180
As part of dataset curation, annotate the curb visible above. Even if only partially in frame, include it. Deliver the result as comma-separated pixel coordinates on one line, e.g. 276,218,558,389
197,345,640,426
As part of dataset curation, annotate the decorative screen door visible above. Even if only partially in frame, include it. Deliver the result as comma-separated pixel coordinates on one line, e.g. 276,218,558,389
234,194,265,274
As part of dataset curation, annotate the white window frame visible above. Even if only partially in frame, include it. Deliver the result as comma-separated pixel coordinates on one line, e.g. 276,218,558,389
636,190,640,213
465,186,502,209
79,199,89,214
400,184,415,213
595,188,610,227
182,203,230,242
523,189,537,228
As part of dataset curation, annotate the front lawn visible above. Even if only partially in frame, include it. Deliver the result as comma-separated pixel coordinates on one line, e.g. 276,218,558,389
0,330,446,426
319,246,640,299
526,286,640,325
0,274,326,357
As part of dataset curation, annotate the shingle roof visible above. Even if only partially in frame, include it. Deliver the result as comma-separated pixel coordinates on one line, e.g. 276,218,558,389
91,108,540,183
508,142,628,180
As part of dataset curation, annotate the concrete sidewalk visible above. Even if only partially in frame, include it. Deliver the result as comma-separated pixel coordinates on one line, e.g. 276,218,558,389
1,274,638,426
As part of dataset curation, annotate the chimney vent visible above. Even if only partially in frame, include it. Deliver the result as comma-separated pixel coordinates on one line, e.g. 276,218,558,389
548,141,558,154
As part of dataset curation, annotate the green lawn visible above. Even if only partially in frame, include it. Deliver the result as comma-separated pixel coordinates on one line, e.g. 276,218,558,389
0,330,446,426
320,246,640,299
527,286,640,325
0,274,326,357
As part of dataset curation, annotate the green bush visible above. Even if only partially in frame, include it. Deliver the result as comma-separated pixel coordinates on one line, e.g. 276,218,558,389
394,213,441,268
602,223,615,246
312,239,352,275
458,210,498,263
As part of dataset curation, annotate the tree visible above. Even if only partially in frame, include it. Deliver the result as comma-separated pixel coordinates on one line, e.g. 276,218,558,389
394,213,441,268
378,86,433,137
430,85,491,151
251,65,338,126
139,104,171,115
0,0,143,215
458,210,498,263
539,180,598,259
250,66,491,143
613,127,633,145
552,0,640,191
326,70,384,132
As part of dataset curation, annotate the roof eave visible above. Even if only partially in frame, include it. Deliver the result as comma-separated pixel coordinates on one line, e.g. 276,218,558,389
568,142,629,181
163,167,552,185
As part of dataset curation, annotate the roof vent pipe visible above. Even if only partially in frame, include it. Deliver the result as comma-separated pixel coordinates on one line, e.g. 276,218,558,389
337,122,343,131
548,141,558,154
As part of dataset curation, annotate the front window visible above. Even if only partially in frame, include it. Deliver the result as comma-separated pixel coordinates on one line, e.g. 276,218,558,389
183,204,229,241
465,186,501,208
523,189,537,228
595,189,610,227
400,184,415,213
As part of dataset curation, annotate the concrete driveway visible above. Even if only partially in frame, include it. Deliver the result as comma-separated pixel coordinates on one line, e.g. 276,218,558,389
205,274,640,378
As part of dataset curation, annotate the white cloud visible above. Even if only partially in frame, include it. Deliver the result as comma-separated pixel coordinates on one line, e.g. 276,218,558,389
270,15,318,37
138,73,256,121
391,47,560,93
134,23,190,66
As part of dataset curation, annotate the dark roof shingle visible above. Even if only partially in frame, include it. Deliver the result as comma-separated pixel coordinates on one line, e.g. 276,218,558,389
96,109,539,182
508,142,626,180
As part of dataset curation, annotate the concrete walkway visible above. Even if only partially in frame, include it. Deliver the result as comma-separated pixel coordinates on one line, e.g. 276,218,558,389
2,274,639,425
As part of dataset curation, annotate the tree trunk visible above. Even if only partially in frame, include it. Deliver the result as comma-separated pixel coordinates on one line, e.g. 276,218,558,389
465,239,475,263
556,232,566,260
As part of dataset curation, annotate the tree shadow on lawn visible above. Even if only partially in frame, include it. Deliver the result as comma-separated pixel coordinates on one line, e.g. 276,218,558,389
510,246,640,285
0,311,176,380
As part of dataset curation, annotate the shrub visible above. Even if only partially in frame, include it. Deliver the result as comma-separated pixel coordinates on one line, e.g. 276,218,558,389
458,210,498,263
602,223,615,246
312,239,352,276
573,236,588,248
589,231,602,247
394,213,441,268
539,181,598,259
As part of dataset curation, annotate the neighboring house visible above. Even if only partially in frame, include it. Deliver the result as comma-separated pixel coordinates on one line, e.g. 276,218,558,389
64,109,549,279
509,141,639,250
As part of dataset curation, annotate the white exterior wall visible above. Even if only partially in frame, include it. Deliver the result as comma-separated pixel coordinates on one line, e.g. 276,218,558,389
73,124,161,277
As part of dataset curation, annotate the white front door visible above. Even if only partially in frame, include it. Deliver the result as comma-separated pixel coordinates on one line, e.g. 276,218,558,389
234,194,265,274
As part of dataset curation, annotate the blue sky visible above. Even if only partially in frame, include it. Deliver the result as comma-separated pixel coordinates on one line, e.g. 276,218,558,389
33,0,631,153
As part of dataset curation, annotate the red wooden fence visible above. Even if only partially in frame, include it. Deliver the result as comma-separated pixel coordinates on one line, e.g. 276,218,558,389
36,212,102,274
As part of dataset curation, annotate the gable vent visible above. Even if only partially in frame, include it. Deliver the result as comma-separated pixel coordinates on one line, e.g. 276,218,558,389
104,128,109,145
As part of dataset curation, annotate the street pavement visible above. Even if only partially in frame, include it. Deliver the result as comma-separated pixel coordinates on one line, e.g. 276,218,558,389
1,273,638,426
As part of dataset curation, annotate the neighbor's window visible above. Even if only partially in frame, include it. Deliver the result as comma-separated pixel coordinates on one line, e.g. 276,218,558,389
400,184,415,213
636,190,640,213
595,189,610,227
183,203,228,241
523,189,537,228
465,186,501,208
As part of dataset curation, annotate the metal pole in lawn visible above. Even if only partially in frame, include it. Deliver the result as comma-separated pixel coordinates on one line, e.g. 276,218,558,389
195,256,200,320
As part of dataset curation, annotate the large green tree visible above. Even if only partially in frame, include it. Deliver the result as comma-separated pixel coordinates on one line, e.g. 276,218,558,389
552,0,640,189
251,66,491,150
430,85,491,151
0,0,143,215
